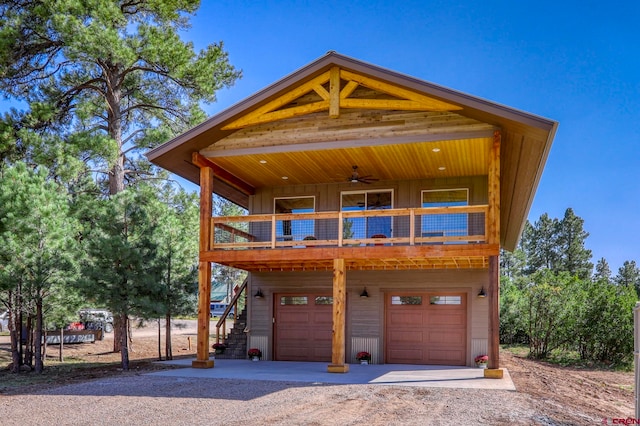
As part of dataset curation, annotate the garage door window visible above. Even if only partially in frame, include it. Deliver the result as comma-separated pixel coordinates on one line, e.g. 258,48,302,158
391,296,422,305
315,296,333,305
430,296,462,305
280,296,308,305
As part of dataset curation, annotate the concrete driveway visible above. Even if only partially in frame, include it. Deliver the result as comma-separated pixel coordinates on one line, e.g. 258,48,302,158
151,358,515,390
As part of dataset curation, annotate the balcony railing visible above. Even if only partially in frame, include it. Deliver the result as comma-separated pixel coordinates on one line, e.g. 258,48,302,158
211,205,488,250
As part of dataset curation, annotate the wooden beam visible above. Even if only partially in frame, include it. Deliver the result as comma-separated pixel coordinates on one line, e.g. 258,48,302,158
487,255,500,370
221,71,331,130
341,98,448,111
201,243,500,264
488,130,501,245
192,152,255,196
328,258,349,373
198,164,214,253
329,66,340,118
193,164,214,368
340,69,463,110
241,100,329,127
201,130,495,158
339,80,359,99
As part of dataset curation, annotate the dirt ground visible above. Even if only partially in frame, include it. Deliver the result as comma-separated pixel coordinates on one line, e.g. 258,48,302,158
0,326,635,424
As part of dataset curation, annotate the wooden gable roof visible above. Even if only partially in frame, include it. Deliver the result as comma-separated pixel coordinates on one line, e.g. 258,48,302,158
146,51,557,250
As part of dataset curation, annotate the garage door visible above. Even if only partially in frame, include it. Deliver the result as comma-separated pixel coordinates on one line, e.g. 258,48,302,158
385,293,466,365
274,294,333,361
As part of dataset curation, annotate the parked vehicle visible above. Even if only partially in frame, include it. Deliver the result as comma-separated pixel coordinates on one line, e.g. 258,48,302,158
0,310,8,332
210,303,234,318
78,308,114,333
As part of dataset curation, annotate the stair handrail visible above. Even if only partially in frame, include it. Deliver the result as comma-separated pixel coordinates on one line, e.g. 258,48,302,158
215,276,248,344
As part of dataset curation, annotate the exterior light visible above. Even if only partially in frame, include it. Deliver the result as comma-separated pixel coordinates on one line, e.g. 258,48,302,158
254,289,264,299
478,287,486,298
360,288,369,298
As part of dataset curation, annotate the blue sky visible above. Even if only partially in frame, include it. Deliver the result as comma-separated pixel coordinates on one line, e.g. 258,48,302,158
180,1,638,272
2,1,638,272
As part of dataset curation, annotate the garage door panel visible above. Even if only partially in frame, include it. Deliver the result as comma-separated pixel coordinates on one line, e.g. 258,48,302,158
428,349,465,365
428,330,465,345
388,330,424,345
388,349,423,363
388,311,425,326
429,312,465,326
312,312,332,324
279,311,310,323
313,329,332,340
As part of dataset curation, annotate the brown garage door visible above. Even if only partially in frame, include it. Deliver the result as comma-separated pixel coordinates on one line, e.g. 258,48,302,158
274,294,333,361
385,293,466,365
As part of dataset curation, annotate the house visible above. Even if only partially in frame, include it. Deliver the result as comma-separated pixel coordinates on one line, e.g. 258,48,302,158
146,52,557,375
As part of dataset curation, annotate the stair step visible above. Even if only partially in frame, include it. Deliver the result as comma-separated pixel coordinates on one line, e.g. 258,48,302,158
215,305,248,360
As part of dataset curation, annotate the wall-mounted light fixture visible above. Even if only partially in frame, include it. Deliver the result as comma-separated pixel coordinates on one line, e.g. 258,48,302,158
477,287,486,298
254,289,264,299
360,287,369,298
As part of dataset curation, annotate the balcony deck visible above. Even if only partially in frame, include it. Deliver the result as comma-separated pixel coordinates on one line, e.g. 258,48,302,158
203,206,499,272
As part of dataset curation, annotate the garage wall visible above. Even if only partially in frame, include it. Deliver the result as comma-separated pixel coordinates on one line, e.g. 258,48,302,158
247,268,489,366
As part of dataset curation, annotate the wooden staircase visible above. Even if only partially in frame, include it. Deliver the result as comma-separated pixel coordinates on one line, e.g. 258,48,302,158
214,307,247,359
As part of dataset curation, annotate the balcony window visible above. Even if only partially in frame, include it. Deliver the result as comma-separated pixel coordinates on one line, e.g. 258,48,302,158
341,190,393,240
274,196,315,241
421,189,468,244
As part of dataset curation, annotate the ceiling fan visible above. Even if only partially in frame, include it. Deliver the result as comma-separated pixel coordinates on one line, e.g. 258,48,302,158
348,166,379,184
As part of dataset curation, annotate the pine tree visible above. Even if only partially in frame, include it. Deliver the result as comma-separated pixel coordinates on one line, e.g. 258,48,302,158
0,163,79,373
0,0,240,355
0,1,240,192
79,188,163,370
593,258,612,283
616,261,640,296
556,208,593,279
150,183,199,360
521,215,560,274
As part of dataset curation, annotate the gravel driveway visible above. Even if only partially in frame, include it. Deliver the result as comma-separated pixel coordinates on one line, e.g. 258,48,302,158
0,373,594,425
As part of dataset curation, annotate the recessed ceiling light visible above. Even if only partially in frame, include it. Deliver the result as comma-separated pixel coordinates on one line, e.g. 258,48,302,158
438,166,446,171
259,160,267,164
432,148,441,152
281,176,288,180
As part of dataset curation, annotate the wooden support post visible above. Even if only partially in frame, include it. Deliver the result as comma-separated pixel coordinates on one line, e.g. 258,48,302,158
193,163,214,369
488,130,501,245
485,255,503,378
485,130,502,378
328,258,349,373
329,66,340,118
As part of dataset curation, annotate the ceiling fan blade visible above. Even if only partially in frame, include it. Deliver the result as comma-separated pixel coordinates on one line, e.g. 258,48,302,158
359,177,379,183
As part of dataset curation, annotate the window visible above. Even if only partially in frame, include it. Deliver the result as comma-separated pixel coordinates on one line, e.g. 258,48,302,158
391,296,422,305
430,296,462,305
280,296,308,305
274,197,315,241
314,296,333,305
341,190,393,240
421,189,468,243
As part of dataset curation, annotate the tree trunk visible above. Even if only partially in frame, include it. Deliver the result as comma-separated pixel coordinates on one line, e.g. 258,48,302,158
106,65,125,353
165,312,172,360
157,319,162,361
24,315,33,368
106,64,124,197
120,315,129,371
113,314,124,353
9,307,20,373
34,298,44,373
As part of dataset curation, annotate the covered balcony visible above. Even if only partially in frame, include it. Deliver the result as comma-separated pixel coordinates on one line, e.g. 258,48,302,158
203,204,498,272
